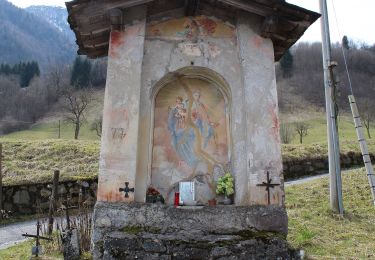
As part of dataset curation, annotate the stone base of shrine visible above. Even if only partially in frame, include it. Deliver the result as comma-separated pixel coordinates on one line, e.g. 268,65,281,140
91,202,299,259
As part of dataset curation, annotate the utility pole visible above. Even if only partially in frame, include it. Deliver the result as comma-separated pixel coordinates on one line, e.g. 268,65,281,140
320,0,344,214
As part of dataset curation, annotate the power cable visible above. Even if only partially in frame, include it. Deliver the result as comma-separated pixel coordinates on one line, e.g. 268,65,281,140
330,0,354,96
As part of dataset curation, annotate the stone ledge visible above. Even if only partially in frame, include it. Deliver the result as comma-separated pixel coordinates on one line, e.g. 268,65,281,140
91,202,291,259
93,202,288,235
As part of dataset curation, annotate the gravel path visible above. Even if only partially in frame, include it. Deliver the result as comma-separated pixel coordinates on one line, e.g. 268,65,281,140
0,219,36,250
285,168,359,186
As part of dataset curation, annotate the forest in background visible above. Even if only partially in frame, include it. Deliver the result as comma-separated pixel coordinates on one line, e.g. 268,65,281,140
277,40,375,113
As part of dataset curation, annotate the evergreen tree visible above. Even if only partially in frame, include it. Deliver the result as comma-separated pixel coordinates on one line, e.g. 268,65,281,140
19,61,40,87
342,35,350,50
0,61,40,87
71,56,92,88
280,49,294,78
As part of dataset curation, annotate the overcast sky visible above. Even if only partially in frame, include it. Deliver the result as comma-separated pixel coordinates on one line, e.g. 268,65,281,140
7,0,375,44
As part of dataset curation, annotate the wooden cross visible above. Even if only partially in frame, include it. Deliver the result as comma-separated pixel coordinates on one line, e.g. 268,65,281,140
22,220,53,257
256,171,280,205
119,182,135,198
62,195,78,230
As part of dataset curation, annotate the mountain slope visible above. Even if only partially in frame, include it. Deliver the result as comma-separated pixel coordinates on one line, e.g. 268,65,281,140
0,0,76,70
25,5,75,42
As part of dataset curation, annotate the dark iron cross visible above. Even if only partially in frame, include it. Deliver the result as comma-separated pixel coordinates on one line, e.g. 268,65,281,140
22,220,53,257
119,182,135,198
256,171,280,205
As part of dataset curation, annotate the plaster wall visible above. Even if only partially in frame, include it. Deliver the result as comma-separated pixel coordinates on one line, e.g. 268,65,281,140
98,11,283,206
97,9,147,203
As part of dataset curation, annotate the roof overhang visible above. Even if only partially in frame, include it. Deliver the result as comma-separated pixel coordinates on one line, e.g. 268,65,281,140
66,0,320,61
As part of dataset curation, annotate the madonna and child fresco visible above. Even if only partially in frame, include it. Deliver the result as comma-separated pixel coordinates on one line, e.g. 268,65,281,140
151,77,230,204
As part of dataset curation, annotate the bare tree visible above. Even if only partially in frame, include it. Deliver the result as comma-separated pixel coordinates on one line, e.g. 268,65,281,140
280,123,295,144
359,98,374,139
61,86,93,140
46,66,69,107
91,115,103,137
295,122,309,144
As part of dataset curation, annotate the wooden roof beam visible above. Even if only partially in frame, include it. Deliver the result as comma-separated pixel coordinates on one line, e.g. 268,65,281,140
185,0,200,16
217,0,273,17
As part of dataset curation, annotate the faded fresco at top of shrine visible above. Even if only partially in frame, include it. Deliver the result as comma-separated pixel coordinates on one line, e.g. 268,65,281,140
146,16,236,40
151,78,230,204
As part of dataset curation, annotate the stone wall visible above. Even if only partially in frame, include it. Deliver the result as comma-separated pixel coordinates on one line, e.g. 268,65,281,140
283,152,373,180
2,179,97,215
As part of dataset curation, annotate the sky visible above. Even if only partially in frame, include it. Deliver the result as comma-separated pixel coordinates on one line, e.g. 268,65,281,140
7,0,375,44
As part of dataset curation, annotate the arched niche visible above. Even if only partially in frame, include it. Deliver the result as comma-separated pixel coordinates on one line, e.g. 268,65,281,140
148,66,232,205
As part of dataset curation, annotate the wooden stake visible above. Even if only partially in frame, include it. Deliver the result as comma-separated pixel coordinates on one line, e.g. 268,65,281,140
48,170,60,235
59,120,61,139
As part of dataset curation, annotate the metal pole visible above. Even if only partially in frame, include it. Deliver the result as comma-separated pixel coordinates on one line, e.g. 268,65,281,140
320,0,344,214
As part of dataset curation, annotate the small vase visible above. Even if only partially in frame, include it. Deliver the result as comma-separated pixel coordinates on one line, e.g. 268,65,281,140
208,199,217,206
223,195,231,205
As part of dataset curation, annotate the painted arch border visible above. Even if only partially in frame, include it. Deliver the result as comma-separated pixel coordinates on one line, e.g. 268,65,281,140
147,66,233,195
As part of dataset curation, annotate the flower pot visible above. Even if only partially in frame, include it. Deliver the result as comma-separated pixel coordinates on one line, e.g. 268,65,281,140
223,195,231,205
208,199,217,206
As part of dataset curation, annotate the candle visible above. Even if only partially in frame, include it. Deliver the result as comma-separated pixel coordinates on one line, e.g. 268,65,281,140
174,192,180,207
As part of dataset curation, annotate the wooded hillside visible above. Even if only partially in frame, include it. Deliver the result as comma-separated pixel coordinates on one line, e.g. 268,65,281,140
277,41,375,113
0,0,75,70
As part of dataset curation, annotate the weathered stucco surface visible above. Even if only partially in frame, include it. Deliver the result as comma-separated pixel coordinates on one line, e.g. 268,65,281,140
97,8,147,203
98,12,283,206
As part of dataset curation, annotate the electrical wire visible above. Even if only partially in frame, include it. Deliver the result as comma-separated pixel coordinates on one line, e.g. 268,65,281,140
330,0,355,96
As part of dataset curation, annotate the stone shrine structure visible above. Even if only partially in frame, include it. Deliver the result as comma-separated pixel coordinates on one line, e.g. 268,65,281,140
66,0,319,259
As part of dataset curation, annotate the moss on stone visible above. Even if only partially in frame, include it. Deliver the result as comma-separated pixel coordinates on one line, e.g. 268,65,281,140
120,225,144,234
235,230,286,240
120,225,162,235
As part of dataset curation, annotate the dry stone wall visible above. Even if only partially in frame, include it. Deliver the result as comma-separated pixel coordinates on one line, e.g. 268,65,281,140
2,179,97,215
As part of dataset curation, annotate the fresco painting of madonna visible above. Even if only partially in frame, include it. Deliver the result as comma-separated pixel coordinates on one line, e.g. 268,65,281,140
151,77,230,204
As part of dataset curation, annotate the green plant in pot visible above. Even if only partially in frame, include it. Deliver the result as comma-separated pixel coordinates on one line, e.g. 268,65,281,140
216,173,234,205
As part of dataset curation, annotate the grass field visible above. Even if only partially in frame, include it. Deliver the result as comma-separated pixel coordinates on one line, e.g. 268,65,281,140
0,139,99,185
4,121,101,141
282,114,375,144
286,167,375,258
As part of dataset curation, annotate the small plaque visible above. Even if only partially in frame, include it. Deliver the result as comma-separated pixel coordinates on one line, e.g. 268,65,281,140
179,182,195,206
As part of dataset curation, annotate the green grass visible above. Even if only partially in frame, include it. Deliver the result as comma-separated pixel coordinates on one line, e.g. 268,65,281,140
4,121,101,141
286,168,375,258
287,114,375,144
282,139,375,162
0,139,99,186
0,238,62,260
